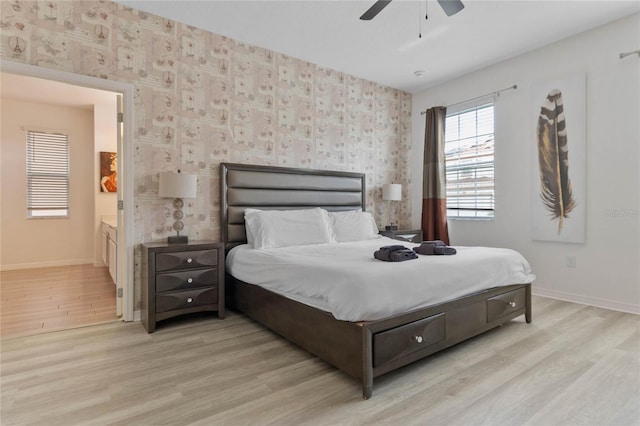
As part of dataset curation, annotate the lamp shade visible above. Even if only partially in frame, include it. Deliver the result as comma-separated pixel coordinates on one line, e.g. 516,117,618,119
382,183,402,201
159,172,197,199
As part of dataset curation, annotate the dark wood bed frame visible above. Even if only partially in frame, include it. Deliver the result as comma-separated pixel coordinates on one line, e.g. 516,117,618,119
220,162,532,399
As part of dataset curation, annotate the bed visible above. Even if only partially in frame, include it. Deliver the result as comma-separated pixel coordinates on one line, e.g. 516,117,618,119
220,162,533,399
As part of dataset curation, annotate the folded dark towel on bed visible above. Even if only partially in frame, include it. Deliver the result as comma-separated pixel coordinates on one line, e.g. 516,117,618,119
374,245,418,262
374,245,405,262
380,245,407,252
413,241,457,255
390,249,419,262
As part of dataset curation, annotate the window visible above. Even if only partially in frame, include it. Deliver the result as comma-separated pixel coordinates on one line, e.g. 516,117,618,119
26,130,70,218
444,101,494,219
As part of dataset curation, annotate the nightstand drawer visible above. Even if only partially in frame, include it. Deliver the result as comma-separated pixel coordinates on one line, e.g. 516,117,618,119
156,268,219,293
156,249,219,272
156,287,218,313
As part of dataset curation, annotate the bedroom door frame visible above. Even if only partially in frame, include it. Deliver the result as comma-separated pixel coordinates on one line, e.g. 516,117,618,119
2,60,135,322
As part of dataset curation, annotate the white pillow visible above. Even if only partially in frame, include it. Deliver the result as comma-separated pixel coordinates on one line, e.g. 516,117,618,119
329,210,380,242
243,208,262,247
244,207,334,250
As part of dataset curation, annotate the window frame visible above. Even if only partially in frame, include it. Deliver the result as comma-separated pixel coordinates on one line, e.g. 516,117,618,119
444,98,495,220
26,129,70,219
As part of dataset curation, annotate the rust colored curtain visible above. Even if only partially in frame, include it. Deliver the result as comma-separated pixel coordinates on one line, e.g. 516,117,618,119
421,106,450,244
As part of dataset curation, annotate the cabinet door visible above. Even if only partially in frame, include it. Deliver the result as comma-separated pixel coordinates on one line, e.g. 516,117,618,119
102,230,109,266
108,238,117,284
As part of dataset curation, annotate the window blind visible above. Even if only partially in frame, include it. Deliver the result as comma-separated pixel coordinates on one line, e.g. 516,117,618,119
26,130,70,218
444,102,495,219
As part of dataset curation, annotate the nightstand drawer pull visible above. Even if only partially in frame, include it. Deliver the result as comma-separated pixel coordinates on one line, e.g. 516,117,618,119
187,297,193,303
187,258,193,263
508,301,517,308
187,278,193,284
413,335,423,343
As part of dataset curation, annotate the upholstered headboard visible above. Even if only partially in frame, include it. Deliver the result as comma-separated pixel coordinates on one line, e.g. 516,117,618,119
220,163,366,249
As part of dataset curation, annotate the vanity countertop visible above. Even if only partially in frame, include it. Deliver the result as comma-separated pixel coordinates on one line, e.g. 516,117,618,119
101,215,117,228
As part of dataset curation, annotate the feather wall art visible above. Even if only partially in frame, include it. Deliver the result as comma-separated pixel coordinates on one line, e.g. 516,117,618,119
536,89,575,234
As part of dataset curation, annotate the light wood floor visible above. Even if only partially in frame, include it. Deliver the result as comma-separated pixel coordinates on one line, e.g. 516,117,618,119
1,296,638,425
1,264,118,339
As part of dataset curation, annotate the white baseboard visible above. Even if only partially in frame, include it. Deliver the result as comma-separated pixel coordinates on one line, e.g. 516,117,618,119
0,258,94,271
533,287,640,315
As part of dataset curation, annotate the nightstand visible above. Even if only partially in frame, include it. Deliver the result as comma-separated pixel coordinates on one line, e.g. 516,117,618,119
141,241,225,333
379,229,423,243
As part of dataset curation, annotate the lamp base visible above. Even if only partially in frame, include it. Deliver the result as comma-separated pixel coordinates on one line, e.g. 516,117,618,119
167,235,188,244
385,225,398,231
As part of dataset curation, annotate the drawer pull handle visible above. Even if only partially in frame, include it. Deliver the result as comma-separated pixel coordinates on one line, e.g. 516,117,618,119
413,336,423,343
508,301,517,308
187,278,193,284
187,297,193,303
187,258,193,263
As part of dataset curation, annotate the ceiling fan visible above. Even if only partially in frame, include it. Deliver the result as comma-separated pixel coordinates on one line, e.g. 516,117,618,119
359,0,465,20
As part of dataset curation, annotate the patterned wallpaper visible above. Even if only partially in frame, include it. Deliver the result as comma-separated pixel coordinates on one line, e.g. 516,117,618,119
1,1,412,304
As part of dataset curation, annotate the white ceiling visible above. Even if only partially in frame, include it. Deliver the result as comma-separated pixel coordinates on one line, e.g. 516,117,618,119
115,0,639,93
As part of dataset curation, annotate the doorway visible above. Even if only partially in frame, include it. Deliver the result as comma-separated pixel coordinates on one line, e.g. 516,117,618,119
0,61,134,337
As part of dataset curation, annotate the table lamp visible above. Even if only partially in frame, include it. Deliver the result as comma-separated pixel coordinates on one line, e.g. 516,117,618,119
382,183,402,231
159,171,197,244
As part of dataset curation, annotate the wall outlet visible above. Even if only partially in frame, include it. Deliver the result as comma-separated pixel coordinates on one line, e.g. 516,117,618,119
566,256,577,268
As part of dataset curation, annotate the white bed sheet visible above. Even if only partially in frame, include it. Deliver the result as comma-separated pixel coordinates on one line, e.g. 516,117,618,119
226,237,536,322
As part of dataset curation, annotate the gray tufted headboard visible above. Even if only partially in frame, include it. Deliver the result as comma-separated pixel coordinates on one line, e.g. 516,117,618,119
220,163,366,250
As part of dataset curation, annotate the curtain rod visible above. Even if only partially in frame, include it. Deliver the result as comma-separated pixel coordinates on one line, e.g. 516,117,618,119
420,84,518,115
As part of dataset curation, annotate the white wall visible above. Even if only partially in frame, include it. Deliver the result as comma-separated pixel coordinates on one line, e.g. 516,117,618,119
411,14,640,314
1,99,95,269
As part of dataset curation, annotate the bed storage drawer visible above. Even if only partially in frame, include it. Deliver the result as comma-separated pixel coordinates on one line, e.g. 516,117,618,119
155,249,219,272
487,288,526,322
156,268,219,293
446,300,487,341
373,313,445,367
156,287,218,313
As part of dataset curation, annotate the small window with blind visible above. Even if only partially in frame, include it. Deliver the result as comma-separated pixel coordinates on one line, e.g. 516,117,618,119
26,130,70,218
444,101,495,219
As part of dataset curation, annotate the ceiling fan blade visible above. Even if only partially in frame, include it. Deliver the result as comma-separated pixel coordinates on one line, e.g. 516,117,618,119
359,0,392,20
437,0,464,17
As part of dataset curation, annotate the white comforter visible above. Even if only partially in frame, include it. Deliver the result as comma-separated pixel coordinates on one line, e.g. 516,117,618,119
226,237,536,322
